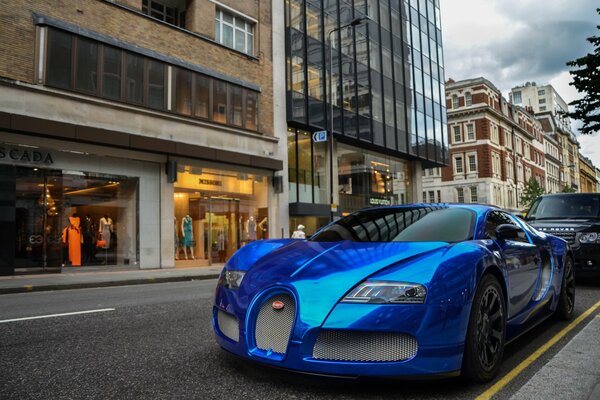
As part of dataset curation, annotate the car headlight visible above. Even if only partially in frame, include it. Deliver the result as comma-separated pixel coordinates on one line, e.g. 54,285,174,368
218,269,246,290
579,232,599,243
342,281,427,304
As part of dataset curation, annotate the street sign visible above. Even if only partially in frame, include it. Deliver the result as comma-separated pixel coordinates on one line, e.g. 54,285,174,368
312,130,328,142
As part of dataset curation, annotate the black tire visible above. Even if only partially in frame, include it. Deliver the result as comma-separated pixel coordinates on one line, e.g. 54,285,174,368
555,256,575,320
462,274,506,383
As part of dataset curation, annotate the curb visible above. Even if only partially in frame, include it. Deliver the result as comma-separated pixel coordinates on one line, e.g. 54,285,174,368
0,274,220,295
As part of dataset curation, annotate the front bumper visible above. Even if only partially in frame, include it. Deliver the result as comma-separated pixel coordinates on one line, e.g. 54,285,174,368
212,287,470,378
573,244,600,276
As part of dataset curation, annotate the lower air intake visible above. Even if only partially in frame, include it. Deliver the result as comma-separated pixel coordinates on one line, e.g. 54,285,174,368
255,294,296,354
217,310,239,342
313,330,418,362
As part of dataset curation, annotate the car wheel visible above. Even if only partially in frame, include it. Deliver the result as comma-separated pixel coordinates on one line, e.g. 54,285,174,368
555,256,575,320
462,274,506,383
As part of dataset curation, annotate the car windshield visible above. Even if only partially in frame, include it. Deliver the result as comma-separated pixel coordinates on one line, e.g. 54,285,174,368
527,195,600,220
310,206,476,243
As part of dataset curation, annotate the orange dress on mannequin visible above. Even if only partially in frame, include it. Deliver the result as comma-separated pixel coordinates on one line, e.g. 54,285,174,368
62,216,82,266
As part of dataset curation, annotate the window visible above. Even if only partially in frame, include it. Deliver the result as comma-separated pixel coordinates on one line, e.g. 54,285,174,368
453,125,461,143
142,0,184,27
437,190,441,203
465,92,472,106
491,123,499,143
455,156,464,174
429,191,435,203
213,80,228,123
147,60,165,109
471,186,478,202
468,154,477,172
538,89,545,96
215,8,255,56
229,85,243,126
539,98,546,104
244,91,259,130
103,46,121,100
423,191,427,202
452,95,459,109
125,52,144,104
457,187,464,203
75,37,98,94
309,207,476,243
539,106,546,111
194,75,210,119
46,29,72,89
174,68,192,115
512,91,522,104
466,124,475,141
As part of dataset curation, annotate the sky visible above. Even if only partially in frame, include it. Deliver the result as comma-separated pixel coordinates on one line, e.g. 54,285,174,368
440,0,600,169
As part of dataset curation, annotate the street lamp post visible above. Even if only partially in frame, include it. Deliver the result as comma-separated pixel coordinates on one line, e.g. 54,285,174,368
327,17,367,222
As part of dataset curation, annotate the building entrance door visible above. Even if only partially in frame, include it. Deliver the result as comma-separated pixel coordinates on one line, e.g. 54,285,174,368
14,167,63,272
204,197,240,264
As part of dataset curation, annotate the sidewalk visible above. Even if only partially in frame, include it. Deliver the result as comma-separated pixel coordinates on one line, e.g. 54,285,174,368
0,265,223,294
510,315,600,400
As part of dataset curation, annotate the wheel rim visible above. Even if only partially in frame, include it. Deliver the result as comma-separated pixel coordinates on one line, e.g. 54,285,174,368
565,260,575,313
476,286,504,370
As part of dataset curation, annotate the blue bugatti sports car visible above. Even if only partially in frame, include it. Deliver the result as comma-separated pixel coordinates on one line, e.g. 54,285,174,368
212,204,575,382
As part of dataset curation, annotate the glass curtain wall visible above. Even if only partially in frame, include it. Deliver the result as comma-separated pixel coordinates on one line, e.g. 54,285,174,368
285,0,447,166
287,127,327,204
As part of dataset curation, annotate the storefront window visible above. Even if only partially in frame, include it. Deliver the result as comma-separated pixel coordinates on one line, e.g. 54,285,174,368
337,143,410,214
12,167,139,272
174,166,269,265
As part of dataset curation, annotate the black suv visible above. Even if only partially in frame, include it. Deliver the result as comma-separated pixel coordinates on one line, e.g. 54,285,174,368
525,193,600,277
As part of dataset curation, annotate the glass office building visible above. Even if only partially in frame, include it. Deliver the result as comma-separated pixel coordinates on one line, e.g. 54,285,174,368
285,0,447,233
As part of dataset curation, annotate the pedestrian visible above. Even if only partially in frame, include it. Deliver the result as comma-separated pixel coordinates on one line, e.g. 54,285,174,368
291,224,306,239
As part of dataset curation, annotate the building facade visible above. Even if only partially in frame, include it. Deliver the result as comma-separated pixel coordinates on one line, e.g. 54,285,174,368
423,77,545,212
0,0,285,275
579,154,598,193
510,83,580,192
283,0,447,234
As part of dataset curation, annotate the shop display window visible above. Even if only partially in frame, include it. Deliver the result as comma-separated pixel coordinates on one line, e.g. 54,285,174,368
13,167,139,272
174,166,269,266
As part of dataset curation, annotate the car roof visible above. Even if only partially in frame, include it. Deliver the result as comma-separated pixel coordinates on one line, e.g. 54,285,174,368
538,193,600,198
359,203,497,218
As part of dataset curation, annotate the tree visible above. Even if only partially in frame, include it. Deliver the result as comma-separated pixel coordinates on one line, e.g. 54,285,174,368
565,8,600,135
520,178,545,211
561,185,577,193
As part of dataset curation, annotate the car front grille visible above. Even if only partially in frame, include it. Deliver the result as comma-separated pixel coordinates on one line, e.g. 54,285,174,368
217,309,239,342
313,330,418,362
254,294,296,354
549,231,576,244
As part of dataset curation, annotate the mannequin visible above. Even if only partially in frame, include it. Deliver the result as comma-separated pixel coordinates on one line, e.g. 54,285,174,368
181,214,195,260
174,217,179,260
99,215,113,249
246,216,257,241
62,214,82,266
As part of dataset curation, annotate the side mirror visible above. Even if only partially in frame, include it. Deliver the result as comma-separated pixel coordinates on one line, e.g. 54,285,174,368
496,224,522,241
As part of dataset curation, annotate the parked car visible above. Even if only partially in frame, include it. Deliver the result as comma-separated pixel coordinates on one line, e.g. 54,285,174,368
213,204,574,382
525,193,600,278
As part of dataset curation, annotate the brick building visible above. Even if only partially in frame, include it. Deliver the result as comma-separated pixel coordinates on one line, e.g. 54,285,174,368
579,154,598,193
423,77,545,212
0,0,285,275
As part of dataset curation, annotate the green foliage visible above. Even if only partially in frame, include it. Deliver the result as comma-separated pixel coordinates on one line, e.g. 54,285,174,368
520,178,545,211
565,8,600,135
561,185,577,193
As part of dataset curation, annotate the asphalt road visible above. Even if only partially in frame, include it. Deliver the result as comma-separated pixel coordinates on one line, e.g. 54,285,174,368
0,279,598,400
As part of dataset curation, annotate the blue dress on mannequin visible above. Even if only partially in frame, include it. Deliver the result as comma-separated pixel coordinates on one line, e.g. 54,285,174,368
182,215,194,247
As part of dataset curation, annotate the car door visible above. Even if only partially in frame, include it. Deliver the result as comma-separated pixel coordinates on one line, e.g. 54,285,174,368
483,211,541,318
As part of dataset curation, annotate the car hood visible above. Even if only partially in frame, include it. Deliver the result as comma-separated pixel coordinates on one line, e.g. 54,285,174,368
234,240,449,329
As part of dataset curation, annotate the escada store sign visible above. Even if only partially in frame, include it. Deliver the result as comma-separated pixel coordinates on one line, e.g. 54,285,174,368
0,146,54,164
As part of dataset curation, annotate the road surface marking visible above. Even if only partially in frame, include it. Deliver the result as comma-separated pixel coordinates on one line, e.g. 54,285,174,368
0,308,115,323
476,299,600,400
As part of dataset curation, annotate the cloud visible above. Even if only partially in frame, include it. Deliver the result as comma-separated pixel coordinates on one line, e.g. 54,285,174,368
441,0,597,93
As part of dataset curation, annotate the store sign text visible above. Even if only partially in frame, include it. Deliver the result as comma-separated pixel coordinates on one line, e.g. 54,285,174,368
0,146,54,164
369,198,391,206
198,179,222,186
